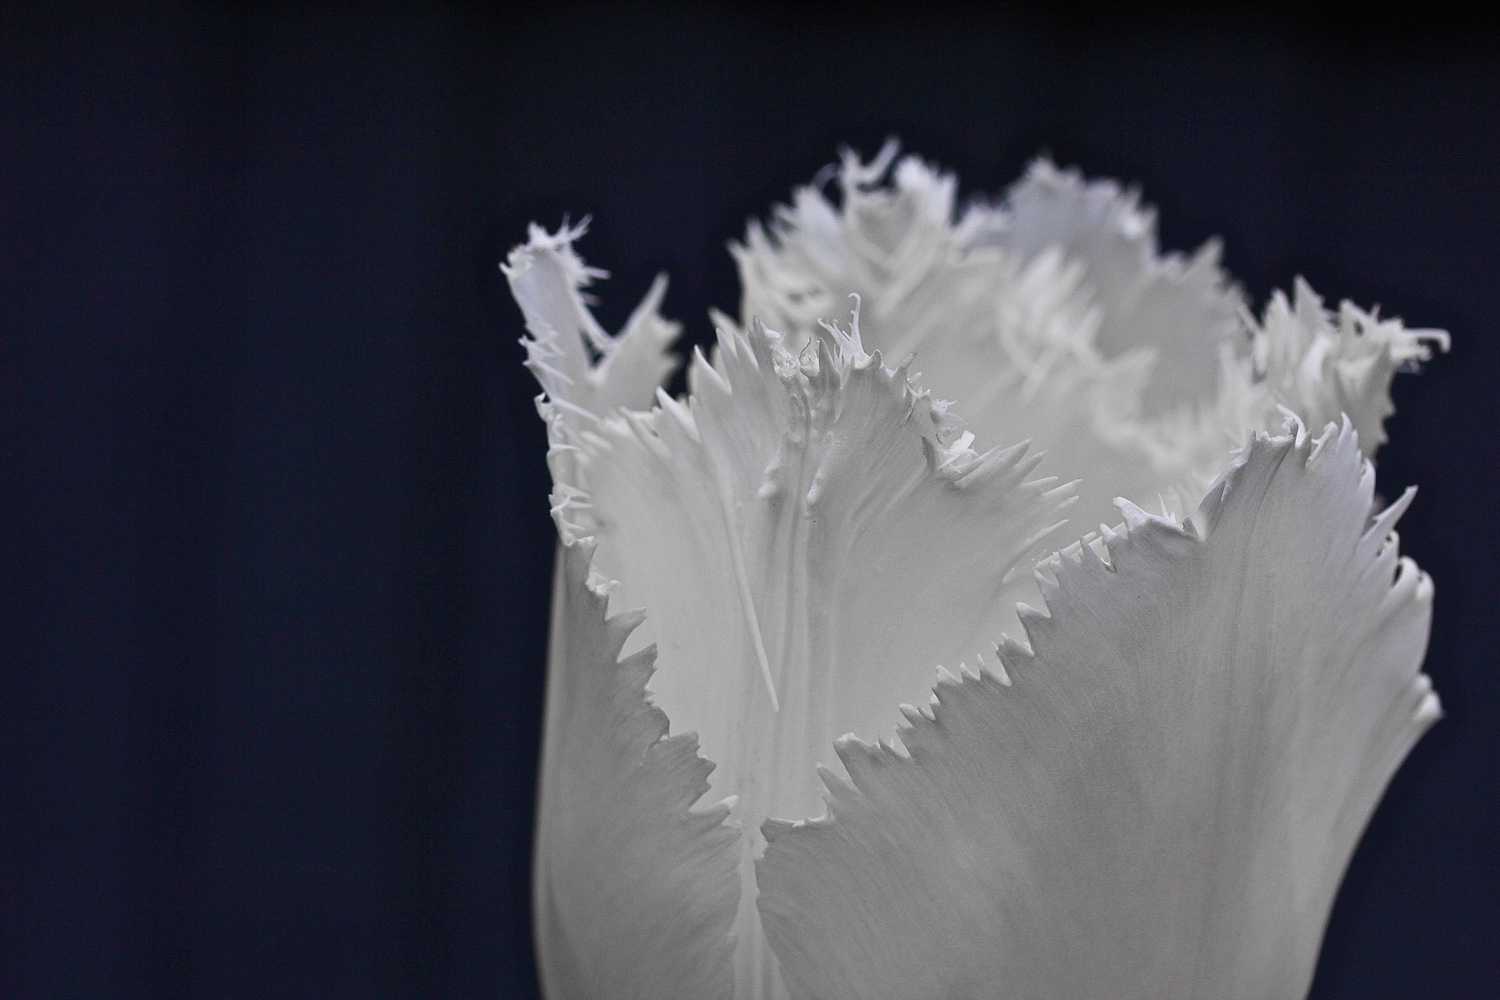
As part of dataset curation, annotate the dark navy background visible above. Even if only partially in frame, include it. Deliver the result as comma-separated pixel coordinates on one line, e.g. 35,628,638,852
3,5,1496,997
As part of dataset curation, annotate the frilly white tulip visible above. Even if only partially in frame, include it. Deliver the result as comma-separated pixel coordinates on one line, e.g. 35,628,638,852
503,144,1447,1000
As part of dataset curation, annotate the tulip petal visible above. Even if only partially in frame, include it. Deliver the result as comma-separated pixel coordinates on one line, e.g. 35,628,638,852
732,148,1254,546
1253,277,1449,458
967,158,1245,413
511,225,1078,996
732,148,1447,556
504,219,680,428
559,315,1077,814
534,538,741,1000
756,419,1437,1000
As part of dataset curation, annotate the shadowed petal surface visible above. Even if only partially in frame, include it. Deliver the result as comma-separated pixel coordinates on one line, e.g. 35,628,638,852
756,420,1437,1000
533,540,741,1000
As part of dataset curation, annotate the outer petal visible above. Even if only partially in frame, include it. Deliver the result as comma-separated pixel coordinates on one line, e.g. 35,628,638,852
580,322,1077,997
756,419,1438,1000
533,539,741,1000
504,220,680,430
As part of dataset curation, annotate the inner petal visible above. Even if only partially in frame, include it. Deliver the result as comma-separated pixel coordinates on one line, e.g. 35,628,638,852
575,319,1073,829
734,151,1259,539
973,159,1244,413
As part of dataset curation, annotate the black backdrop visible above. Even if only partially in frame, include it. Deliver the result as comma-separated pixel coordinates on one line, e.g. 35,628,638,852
3,5,1497,998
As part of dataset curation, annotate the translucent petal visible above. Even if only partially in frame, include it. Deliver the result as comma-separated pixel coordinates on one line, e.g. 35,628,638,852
534,540,741,1000
756,420,1437,1000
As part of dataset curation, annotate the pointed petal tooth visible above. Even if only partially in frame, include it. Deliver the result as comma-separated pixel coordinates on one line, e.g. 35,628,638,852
534,541,741,1000
592,272,683,414
756,422,1436,1000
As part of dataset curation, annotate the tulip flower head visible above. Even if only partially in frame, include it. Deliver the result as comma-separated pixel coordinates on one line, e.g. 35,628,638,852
504,143,1446,1000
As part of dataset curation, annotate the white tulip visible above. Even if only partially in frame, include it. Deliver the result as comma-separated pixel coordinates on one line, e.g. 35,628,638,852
503,143,1447,1000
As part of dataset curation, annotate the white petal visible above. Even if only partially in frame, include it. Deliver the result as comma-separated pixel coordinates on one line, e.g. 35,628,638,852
1253,277,1449,458
534,539,741,1000
734,145,975,364
732,150,1252,556
730,150,1446,556
573,316,1075,816
965,158,1245,413
517,230,1077,995
756,419,1437,1000
504,219,680,426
